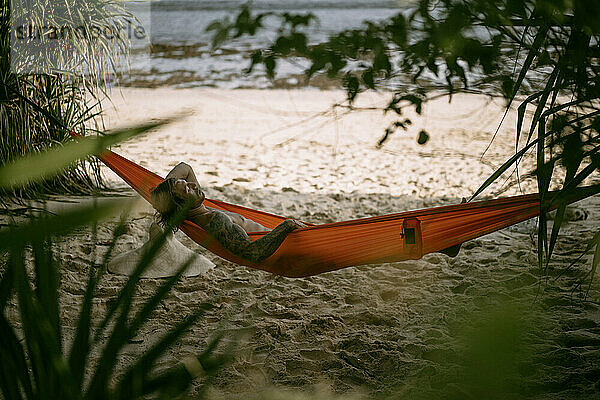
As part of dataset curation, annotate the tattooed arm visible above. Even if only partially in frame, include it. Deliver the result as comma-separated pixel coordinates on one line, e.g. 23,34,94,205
200,212,301,263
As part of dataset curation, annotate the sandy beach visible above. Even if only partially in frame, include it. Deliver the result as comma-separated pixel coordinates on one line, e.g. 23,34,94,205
6,88,600,398
100,88,543,199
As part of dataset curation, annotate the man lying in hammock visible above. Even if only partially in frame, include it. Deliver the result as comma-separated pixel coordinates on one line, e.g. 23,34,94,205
150,162,306,263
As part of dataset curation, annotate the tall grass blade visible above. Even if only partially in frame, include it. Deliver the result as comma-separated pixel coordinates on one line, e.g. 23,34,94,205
586,232,600,297
12,244,46,397
32,238,62,353
515,92,542,151
0,201,124,250
546,184,600,210
93,203,191,341
68,219,129,391
156,333,232,400
0,260,13,313
470,133,540,200
128,256,195,338
114,305,213,400
536,115,550,268
507,24,548,112
87,205,192,399
31,245,78,398
547,200,567,264
0,338,25,399
550,164,600,204
525,66,559,146
538,211,547,273
0,313,33,399
0,119,175,190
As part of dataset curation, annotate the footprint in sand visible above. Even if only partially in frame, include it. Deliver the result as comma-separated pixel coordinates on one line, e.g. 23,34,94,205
547,206,589,221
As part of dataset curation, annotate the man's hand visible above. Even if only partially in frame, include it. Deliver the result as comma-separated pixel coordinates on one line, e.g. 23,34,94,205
166,162,200,185
288,219,307,229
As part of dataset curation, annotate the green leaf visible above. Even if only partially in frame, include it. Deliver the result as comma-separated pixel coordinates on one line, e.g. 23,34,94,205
114,305,213,400
588,232,600,296
87,205,193,399
0,200,125,250
290,32,308,53
547,200,567,264
501,76,514,99
245,50,263,74
389,13,407,46
93,207,187,342
128,256,195,338
515,92,542,151
524,66,559,146
0,314,34,399
273,36,292,55
32,239,62,354
0,264,14,313
283,12,316,29
417,130,430,145
344,75,360,103
69,219,128,391
211,27,230,49
507,23,549,107
373,47,391,74
470,135,541,201
0,119,176,190
362,69,375,89
561,130,584,181
205,20,223,33
265,55,276,80
11,246,47,396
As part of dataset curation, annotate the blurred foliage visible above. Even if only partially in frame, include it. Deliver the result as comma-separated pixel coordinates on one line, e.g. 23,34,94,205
0,121,229,399
0,118,176,190
0,0,135,197
210,0,600,273
0,205,228,400
391,300,541,400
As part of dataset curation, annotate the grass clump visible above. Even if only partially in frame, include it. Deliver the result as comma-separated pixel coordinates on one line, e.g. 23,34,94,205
0,0,136,197
0,201,229,399
0,122,230,399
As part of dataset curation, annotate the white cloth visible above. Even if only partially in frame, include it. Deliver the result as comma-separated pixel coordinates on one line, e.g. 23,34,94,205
108,222,215,278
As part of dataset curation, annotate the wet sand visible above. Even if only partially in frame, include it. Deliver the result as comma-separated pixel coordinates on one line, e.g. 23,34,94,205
6,88,600,398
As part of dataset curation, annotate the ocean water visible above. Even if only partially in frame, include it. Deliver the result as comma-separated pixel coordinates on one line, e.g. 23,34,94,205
119,0,406,88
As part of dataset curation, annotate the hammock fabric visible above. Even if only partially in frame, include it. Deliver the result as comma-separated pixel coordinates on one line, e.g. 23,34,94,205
98,148,594,278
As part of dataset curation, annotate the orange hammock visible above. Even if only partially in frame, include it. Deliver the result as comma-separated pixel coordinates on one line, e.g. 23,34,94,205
98,149,595,277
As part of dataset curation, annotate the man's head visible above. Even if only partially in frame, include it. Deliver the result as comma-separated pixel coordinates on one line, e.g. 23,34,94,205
150,178,205,220
170,178,205,204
